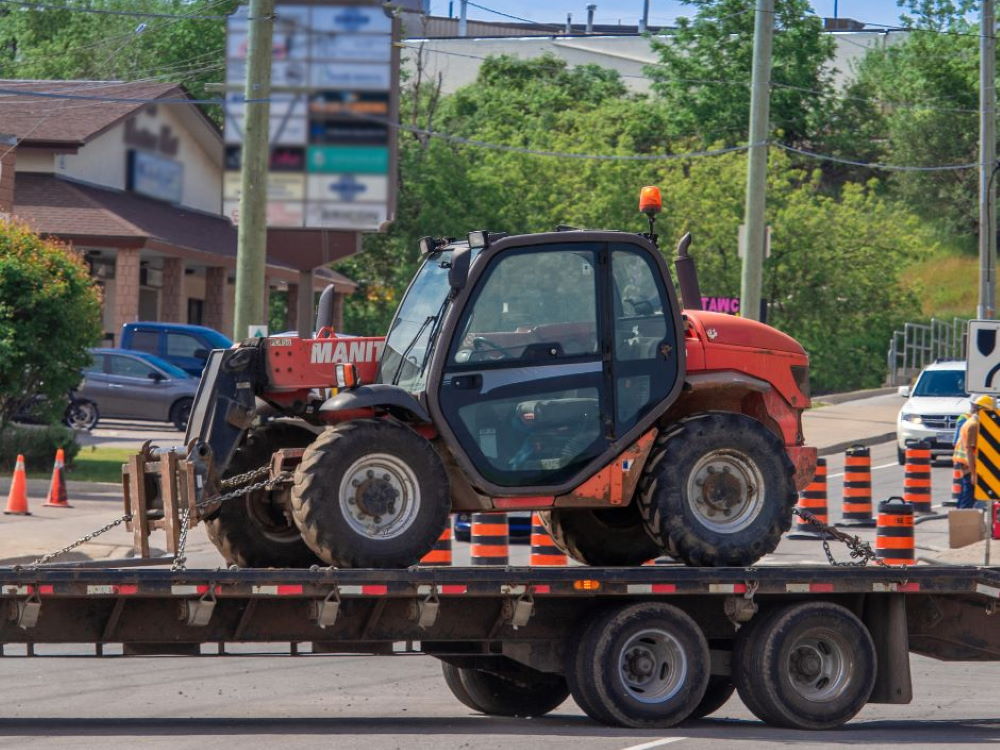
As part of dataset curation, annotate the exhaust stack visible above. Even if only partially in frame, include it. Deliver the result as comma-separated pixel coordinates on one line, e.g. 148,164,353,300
674,232,703,311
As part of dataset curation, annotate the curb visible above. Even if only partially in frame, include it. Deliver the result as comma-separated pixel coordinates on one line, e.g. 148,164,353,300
813,386,897,406
818,431,896,457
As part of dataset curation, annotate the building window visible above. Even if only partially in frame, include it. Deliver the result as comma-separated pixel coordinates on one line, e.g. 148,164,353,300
188,298,204,325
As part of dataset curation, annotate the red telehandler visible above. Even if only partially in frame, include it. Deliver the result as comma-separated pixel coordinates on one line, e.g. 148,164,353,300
127,187,815,569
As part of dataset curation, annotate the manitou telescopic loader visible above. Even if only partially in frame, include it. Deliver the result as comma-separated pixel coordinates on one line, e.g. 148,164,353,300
126,187,815,569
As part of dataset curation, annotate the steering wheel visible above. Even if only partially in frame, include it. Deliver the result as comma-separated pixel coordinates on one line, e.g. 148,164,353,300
472,336,510,360
623,296,655,316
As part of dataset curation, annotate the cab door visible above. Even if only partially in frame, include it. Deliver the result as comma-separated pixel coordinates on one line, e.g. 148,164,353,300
434,237,682,493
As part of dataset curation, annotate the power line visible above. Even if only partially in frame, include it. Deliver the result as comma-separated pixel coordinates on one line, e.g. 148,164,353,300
774,142,977,172
0,0,231,20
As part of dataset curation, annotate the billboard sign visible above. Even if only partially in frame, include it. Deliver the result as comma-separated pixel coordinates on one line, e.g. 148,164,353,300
224,2,398,231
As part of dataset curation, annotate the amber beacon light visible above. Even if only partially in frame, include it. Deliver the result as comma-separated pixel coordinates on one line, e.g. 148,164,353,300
638,185,662,216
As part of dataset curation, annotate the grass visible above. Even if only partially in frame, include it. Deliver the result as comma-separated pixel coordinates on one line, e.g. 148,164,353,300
58,446,134,484
900,252,1000,319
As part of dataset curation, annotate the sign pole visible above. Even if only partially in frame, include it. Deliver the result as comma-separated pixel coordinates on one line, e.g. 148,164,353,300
980,0,997,320
234,0,275,341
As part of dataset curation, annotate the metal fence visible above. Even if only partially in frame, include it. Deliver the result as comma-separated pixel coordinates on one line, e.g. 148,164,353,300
885,317,968,387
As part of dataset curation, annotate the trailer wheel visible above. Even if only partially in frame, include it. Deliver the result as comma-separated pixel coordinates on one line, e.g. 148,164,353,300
566,602,709,728
291,419,451,568
204,423,322,568
733,602,876,730
539,506,659,566
637,413,796,567
688,676,735,720
441,661,569,717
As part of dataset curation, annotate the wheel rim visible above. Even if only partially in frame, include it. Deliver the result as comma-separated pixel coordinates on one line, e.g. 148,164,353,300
338,452,421,539
244,488,299,543
785,627,854,702
66,403,96,430
686,449,765,533
617,628,688,704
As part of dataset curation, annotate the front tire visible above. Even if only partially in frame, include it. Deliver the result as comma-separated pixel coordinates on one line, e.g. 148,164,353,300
290,419,451,568
170,397,193,432
539,505,659,566
64,399,99,431
733,602,876,730
637,413,796,567
204,423,323,568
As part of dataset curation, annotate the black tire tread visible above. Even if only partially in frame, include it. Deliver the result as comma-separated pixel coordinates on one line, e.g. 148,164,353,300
441,662,485,713
636,412,797,567
456,664,570,717
539,506,659,567
688,675,735,720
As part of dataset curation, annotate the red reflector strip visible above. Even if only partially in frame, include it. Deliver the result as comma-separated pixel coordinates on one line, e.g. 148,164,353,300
441,584,467,595
362,585,388,595
252,585,305,596
38,585,55,596
897,582,920,592
810,583,835,593
532,585,551,594
652,583,677,594
708,583,747,594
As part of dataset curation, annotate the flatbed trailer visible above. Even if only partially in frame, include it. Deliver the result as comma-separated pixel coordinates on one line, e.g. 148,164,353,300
0,563,998,730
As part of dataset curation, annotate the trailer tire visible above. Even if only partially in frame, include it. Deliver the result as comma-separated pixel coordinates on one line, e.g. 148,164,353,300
733,602,876,730
637,413,796,567
204,423,323,568
539,506,659,566
688,676,735,720
291,419,451,568
442,662,569,717
566,602,709,728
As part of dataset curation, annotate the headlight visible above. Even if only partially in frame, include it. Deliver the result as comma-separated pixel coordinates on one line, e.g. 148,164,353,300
901,413,923,424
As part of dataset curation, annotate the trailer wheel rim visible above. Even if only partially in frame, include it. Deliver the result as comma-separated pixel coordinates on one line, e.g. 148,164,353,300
617,628,688,704
785,627,854,702
339,452,421,540
686,449,765,533
245,488,300,543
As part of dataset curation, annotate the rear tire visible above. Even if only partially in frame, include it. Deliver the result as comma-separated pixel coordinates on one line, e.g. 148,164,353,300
733,602,876,730
170,397,193,432
444,662,569,717
566,602,709,728
688,675,735,720
291,419,451,568
539,505,659,566
64,399,99,431
637,413,796,567
204,423,323,568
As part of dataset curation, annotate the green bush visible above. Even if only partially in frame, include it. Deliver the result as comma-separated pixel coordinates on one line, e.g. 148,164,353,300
0,424,80,473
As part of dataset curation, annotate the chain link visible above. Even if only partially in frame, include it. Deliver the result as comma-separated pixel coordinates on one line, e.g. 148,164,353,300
23,462,290,570
792,508,897,568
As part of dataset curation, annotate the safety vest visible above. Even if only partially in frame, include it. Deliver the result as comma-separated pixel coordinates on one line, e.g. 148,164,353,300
954,414,979,469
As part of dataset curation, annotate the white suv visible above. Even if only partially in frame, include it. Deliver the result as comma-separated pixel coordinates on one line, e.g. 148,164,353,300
896,360,969,464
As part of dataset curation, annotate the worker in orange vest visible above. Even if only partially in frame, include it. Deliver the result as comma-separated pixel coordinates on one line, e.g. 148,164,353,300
954,394,995,509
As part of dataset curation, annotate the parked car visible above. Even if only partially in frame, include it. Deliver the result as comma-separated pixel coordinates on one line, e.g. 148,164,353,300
453,512,532,544
119,322,232,377
79,349,199,431
896,360,970,464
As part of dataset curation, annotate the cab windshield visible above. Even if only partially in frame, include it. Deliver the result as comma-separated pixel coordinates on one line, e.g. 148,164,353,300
912,368,967,397
378,249,456,392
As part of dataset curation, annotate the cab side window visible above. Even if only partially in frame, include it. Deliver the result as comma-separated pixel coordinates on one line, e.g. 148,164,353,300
131,330,159,355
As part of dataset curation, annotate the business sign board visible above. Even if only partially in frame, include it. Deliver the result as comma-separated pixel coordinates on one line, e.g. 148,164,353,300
127,149,183,204
224,2,399,231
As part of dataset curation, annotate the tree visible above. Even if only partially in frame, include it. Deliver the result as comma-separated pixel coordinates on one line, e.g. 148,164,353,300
0,221,103,431
644,0,835,149
0,0,235,120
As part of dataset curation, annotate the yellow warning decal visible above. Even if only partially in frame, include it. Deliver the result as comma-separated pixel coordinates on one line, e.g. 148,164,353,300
975,409,1000,501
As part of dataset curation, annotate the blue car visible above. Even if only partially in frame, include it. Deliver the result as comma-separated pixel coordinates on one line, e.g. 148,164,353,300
453,512,532,543
119,322,232,377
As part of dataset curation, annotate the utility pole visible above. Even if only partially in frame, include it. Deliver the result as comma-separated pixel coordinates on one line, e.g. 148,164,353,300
739,0,773,322
234,0,275,340
458,0,468,36
640,0,649,32
980,0,996,320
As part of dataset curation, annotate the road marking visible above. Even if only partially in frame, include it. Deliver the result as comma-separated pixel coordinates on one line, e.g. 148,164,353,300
618,738,686,750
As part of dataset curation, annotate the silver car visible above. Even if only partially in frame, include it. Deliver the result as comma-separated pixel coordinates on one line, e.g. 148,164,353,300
78,348,199,431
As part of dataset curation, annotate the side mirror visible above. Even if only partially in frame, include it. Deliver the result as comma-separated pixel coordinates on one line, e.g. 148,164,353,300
194,348,210,360
898,385,911,398
148,371,166,382
449,245,471,291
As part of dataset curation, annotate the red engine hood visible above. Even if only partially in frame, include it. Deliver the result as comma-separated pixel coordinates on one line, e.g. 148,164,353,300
684,310,806,356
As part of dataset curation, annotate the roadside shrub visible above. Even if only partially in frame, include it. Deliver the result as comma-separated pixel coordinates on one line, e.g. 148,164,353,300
0,424,80,473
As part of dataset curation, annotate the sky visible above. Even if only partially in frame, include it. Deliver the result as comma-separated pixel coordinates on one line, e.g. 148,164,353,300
426,1,931,29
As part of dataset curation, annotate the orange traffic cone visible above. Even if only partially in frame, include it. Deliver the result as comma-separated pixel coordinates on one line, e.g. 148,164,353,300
4,454,31,515
43,448,71,508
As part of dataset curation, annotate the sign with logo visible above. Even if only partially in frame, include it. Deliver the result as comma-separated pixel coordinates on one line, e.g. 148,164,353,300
224,2,399,231
248,324,269,338
700,296,740,315
967,320,1000,395
127,149,183,204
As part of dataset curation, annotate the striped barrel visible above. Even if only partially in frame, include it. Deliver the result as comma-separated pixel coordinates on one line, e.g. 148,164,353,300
470,512,508,566
419,523,453,566
787,458,827,540
903,443,933,514
945,463,961,508
837,445,875,527
876,497,915,566
529,513,567,566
